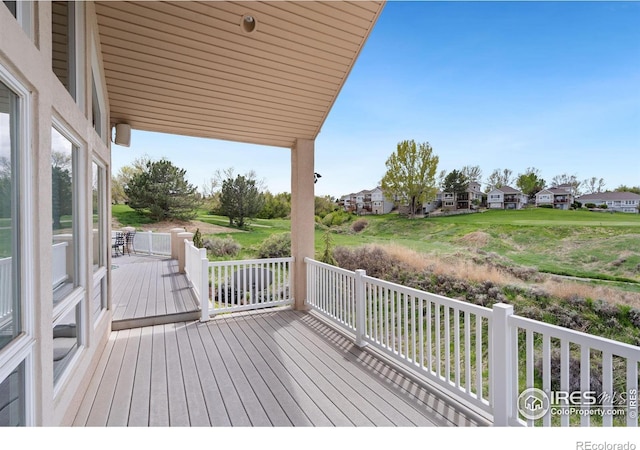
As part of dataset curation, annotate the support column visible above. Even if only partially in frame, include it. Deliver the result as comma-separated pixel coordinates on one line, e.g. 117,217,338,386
291,138,315,310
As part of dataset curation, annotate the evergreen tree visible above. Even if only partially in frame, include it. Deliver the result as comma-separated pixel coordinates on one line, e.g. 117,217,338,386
125,158,200,221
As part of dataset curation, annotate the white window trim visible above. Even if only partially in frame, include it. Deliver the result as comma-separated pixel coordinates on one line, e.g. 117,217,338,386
0,63,35,426
51,117,88,392
90,32,106,143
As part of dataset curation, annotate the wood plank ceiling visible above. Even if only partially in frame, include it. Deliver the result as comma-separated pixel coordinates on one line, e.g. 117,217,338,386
95,1,384,148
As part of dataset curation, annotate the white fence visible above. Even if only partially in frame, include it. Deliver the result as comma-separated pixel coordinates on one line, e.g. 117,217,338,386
305,257,640,427
184,240,293,320
112,230,171,256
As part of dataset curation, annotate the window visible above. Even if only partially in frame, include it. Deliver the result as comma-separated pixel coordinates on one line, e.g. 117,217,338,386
0,68,32,426
0,359,25,425
2,1,16,17
91,161,107,322
0,80,21,352
51,126,83,385
52,1,77,100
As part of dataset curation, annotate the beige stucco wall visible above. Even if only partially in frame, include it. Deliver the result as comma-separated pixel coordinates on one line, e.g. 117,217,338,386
0,2,112,425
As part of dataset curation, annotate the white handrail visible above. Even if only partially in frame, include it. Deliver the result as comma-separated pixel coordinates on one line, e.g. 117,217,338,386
184,240,294,319
304,257,640,427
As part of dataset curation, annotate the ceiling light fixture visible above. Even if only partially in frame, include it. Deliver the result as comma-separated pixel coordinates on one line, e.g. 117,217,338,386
241,14,257,33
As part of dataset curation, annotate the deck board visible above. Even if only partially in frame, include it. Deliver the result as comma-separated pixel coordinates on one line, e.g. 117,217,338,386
72,309,484,427
269,311,433,426
128,325,153,426
111,255,199,323
149,325,169,426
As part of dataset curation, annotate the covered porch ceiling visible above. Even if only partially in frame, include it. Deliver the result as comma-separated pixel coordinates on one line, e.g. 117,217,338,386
95,1,384,148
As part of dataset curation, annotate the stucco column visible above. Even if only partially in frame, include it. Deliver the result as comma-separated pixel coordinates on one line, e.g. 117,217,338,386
176,231,193,274
291,138,315,310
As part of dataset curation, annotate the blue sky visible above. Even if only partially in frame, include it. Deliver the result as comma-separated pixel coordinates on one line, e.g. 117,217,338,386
111,1,640,199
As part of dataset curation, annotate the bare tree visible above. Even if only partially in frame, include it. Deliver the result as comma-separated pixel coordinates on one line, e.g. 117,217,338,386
484,168,513,192
583,176,606,194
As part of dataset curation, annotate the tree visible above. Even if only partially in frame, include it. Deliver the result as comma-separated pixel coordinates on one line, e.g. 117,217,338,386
441,169,469,195
220,174,264,228
314,195,336,218
516,167,546,201
550,173,583,196
257,191,291,219
51,151,72,229
111,155,149,204
380,140,439,219
485,168,514,193
125,158,200,221
615,185,640,195
583,177,606,195
461,165,482,184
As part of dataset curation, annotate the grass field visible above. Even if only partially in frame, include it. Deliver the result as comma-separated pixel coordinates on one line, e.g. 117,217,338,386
112,205,640,289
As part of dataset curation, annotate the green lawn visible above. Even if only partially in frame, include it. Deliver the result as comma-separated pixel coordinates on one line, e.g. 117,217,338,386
111,205,640,287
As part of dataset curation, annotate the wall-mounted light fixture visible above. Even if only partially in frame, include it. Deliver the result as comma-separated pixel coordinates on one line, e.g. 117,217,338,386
314,172,322,184
114,123,131,147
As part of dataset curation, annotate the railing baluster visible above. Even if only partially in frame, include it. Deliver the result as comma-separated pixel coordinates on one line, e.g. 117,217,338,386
419,295,424,369
426,300,432,374
526,329,534,426
454,307,460,388
602,351,613,427
436,303,441,378
444,305,450,382
560,340,570,427
475,314,482,399
464,311,471,395
627,360,638,427
580,345,591,427
542,334,551,427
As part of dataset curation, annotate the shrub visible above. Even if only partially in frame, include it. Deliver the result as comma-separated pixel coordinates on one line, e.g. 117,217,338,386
322,210,352,227
319,231,337,265
598,204,608,209
257,232,291,258
585,203,596,208
192,228,203,248
351,219,368,233
538,204,553,209
203,236,241,257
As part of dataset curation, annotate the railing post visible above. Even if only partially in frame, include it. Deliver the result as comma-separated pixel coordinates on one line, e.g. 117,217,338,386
492,302,515,426
146,230,152,255
199,248,210,322
355,269,367,348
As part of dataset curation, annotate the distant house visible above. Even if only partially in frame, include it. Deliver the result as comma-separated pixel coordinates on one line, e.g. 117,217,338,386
576,191,640,213
535,184,574,210
487,186,527,210
369,187,395,214
440,182,483,211
423,191,443,214
340,186,393,215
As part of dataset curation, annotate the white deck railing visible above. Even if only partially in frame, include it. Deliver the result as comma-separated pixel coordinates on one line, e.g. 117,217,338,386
0,257,11,324
1,242,70,326
184,240,294,320
112,230,171,256
305,257,640,427
52,242,69,288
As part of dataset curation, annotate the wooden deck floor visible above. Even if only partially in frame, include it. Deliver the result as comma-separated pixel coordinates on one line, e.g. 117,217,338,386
72,309,483,427
111,255,199,323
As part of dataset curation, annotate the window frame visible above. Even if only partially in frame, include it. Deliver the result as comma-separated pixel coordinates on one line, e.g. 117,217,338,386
50,117,87,392
0,64,35,426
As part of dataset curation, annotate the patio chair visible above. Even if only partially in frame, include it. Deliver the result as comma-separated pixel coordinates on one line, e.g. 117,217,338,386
112,232,125,257
124,230,136,255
